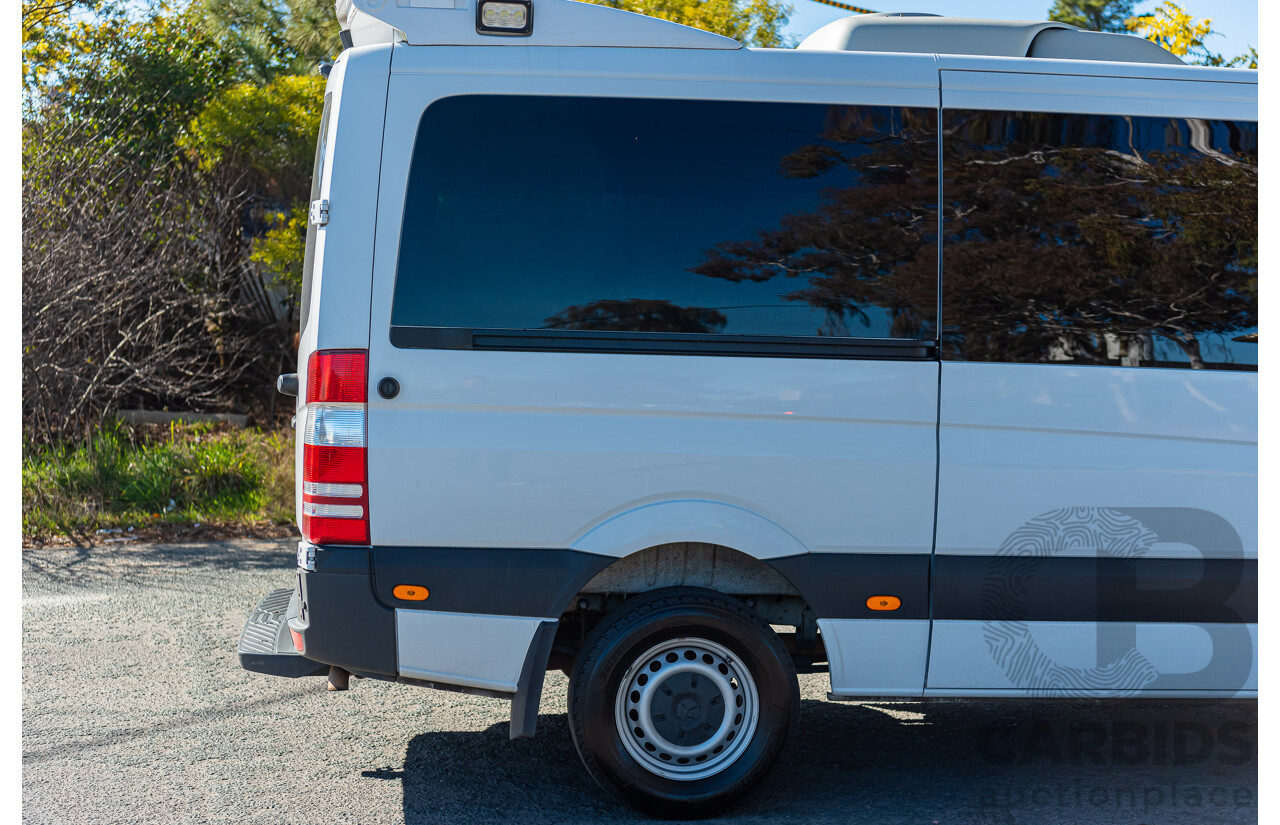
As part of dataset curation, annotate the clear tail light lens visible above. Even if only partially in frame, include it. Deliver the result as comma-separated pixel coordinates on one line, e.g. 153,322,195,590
302,349,369,545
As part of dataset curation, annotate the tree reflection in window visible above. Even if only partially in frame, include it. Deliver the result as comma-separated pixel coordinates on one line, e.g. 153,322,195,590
689,106,940,340
938,111,1257,370
544,299,727,334
395,96,1255,370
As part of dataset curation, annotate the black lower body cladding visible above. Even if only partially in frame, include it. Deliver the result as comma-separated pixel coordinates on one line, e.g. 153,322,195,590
296,547,398,676
298,547,1257,678
371,546,613,617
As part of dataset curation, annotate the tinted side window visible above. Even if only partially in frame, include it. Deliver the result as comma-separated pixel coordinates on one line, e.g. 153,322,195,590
392,96,939,347
940,110,1257,370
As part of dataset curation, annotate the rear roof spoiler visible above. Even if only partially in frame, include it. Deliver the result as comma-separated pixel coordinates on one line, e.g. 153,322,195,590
335,0,740,50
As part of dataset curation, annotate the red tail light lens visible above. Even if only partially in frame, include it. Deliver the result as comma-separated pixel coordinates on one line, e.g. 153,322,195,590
302,349,369,545
307,350,368,404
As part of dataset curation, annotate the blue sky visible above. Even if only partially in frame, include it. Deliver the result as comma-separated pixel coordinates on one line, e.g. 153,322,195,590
783,1,1259,60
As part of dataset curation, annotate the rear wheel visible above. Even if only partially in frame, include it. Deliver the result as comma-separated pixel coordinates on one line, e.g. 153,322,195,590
568,587,798,817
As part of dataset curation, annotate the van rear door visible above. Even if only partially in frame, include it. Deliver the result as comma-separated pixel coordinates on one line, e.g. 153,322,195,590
293,45,393,531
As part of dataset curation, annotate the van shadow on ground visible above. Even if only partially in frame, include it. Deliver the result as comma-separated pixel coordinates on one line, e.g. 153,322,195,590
372,698,1257,825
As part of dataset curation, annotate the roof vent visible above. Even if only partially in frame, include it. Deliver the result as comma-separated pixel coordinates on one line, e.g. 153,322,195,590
798,13,1184,65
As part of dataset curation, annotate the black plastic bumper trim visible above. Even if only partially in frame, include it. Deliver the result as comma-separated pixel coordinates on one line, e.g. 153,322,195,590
296,548,398,676
238,650,328,679
368,546,1261,624
770,552,933,620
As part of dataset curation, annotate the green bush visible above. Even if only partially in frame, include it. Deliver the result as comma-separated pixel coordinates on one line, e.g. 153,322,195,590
22,421,295,542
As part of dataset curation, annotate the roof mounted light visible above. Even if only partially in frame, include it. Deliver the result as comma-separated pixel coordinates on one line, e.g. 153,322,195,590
477,0,533,35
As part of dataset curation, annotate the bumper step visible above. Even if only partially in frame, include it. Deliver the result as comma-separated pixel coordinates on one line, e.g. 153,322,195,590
239,588,327,678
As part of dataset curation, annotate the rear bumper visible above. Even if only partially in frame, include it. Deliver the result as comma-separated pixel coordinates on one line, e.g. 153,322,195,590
241,542,605,738
289,543,608,684
239,547,397,679
238,588,327,678
291,547,398,677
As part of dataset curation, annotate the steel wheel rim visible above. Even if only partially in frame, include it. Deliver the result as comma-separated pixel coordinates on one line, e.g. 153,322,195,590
614,636,759,781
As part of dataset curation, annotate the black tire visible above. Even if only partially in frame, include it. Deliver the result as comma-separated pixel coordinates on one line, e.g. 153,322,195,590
568,587,799,818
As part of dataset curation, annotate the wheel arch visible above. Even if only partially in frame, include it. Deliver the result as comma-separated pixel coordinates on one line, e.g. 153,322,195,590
571,542,805,604
514,502,821,741
568,498,811,563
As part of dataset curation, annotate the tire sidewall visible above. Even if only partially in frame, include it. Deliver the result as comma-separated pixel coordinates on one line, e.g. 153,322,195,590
572,595,797,814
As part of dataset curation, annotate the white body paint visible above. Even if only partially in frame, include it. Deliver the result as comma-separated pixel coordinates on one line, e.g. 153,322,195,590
299,6,1256,699
396,610,551,693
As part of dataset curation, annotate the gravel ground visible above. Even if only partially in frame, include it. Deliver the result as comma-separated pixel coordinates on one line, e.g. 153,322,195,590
23,540,1257,825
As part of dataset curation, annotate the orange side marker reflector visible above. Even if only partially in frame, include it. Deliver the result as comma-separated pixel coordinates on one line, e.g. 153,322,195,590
867,595,901,611
290,628,305,652
393,585,430,601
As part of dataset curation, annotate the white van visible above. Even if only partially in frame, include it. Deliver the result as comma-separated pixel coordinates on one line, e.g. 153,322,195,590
239,3,1258,814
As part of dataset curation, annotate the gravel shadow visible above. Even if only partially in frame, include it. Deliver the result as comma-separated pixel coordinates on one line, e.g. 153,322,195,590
392,698,1257,825
22,539,296,587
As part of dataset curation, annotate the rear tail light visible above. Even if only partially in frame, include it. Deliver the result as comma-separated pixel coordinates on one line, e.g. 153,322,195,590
302,349,369,545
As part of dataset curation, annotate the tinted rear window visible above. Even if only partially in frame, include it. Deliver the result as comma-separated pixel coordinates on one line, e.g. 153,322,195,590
392,95,939,340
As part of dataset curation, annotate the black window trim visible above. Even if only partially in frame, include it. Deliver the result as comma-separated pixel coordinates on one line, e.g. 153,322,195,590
390,325,938,360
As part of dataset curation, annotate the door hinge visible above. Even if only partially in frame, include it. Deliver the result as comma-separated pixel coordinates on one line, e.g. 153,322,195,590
309,198,329,227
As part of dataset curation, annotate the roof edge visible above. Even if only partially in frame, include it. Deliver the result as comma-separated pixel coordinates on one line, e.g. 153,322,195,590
342,0,741,50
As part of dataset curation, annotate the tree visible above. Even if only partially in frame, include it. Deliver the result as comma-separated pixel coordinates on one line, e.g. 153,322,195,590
1047,0,1135,33
579,0,793,47
195,0,340,84
22,104,281,443
21,1,320,441
1125,1,1257,67
23,3,233,164
181,74,325,198
180,74,325,301
185,2,340,312
22,1,125,93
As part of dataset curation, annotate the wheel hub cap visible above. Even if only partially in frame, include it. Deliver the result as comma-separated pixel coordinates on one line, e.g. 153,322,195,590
650,671,724,746
614,637,759,781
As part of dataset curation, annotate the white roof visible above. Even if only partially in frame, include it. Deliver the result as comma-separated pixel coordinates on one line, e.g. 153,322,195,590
334,1,1187,66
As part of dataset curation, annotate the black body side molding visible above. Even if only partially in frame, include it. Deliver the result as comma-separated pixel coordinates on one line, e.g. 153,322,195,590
371,546,612,617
